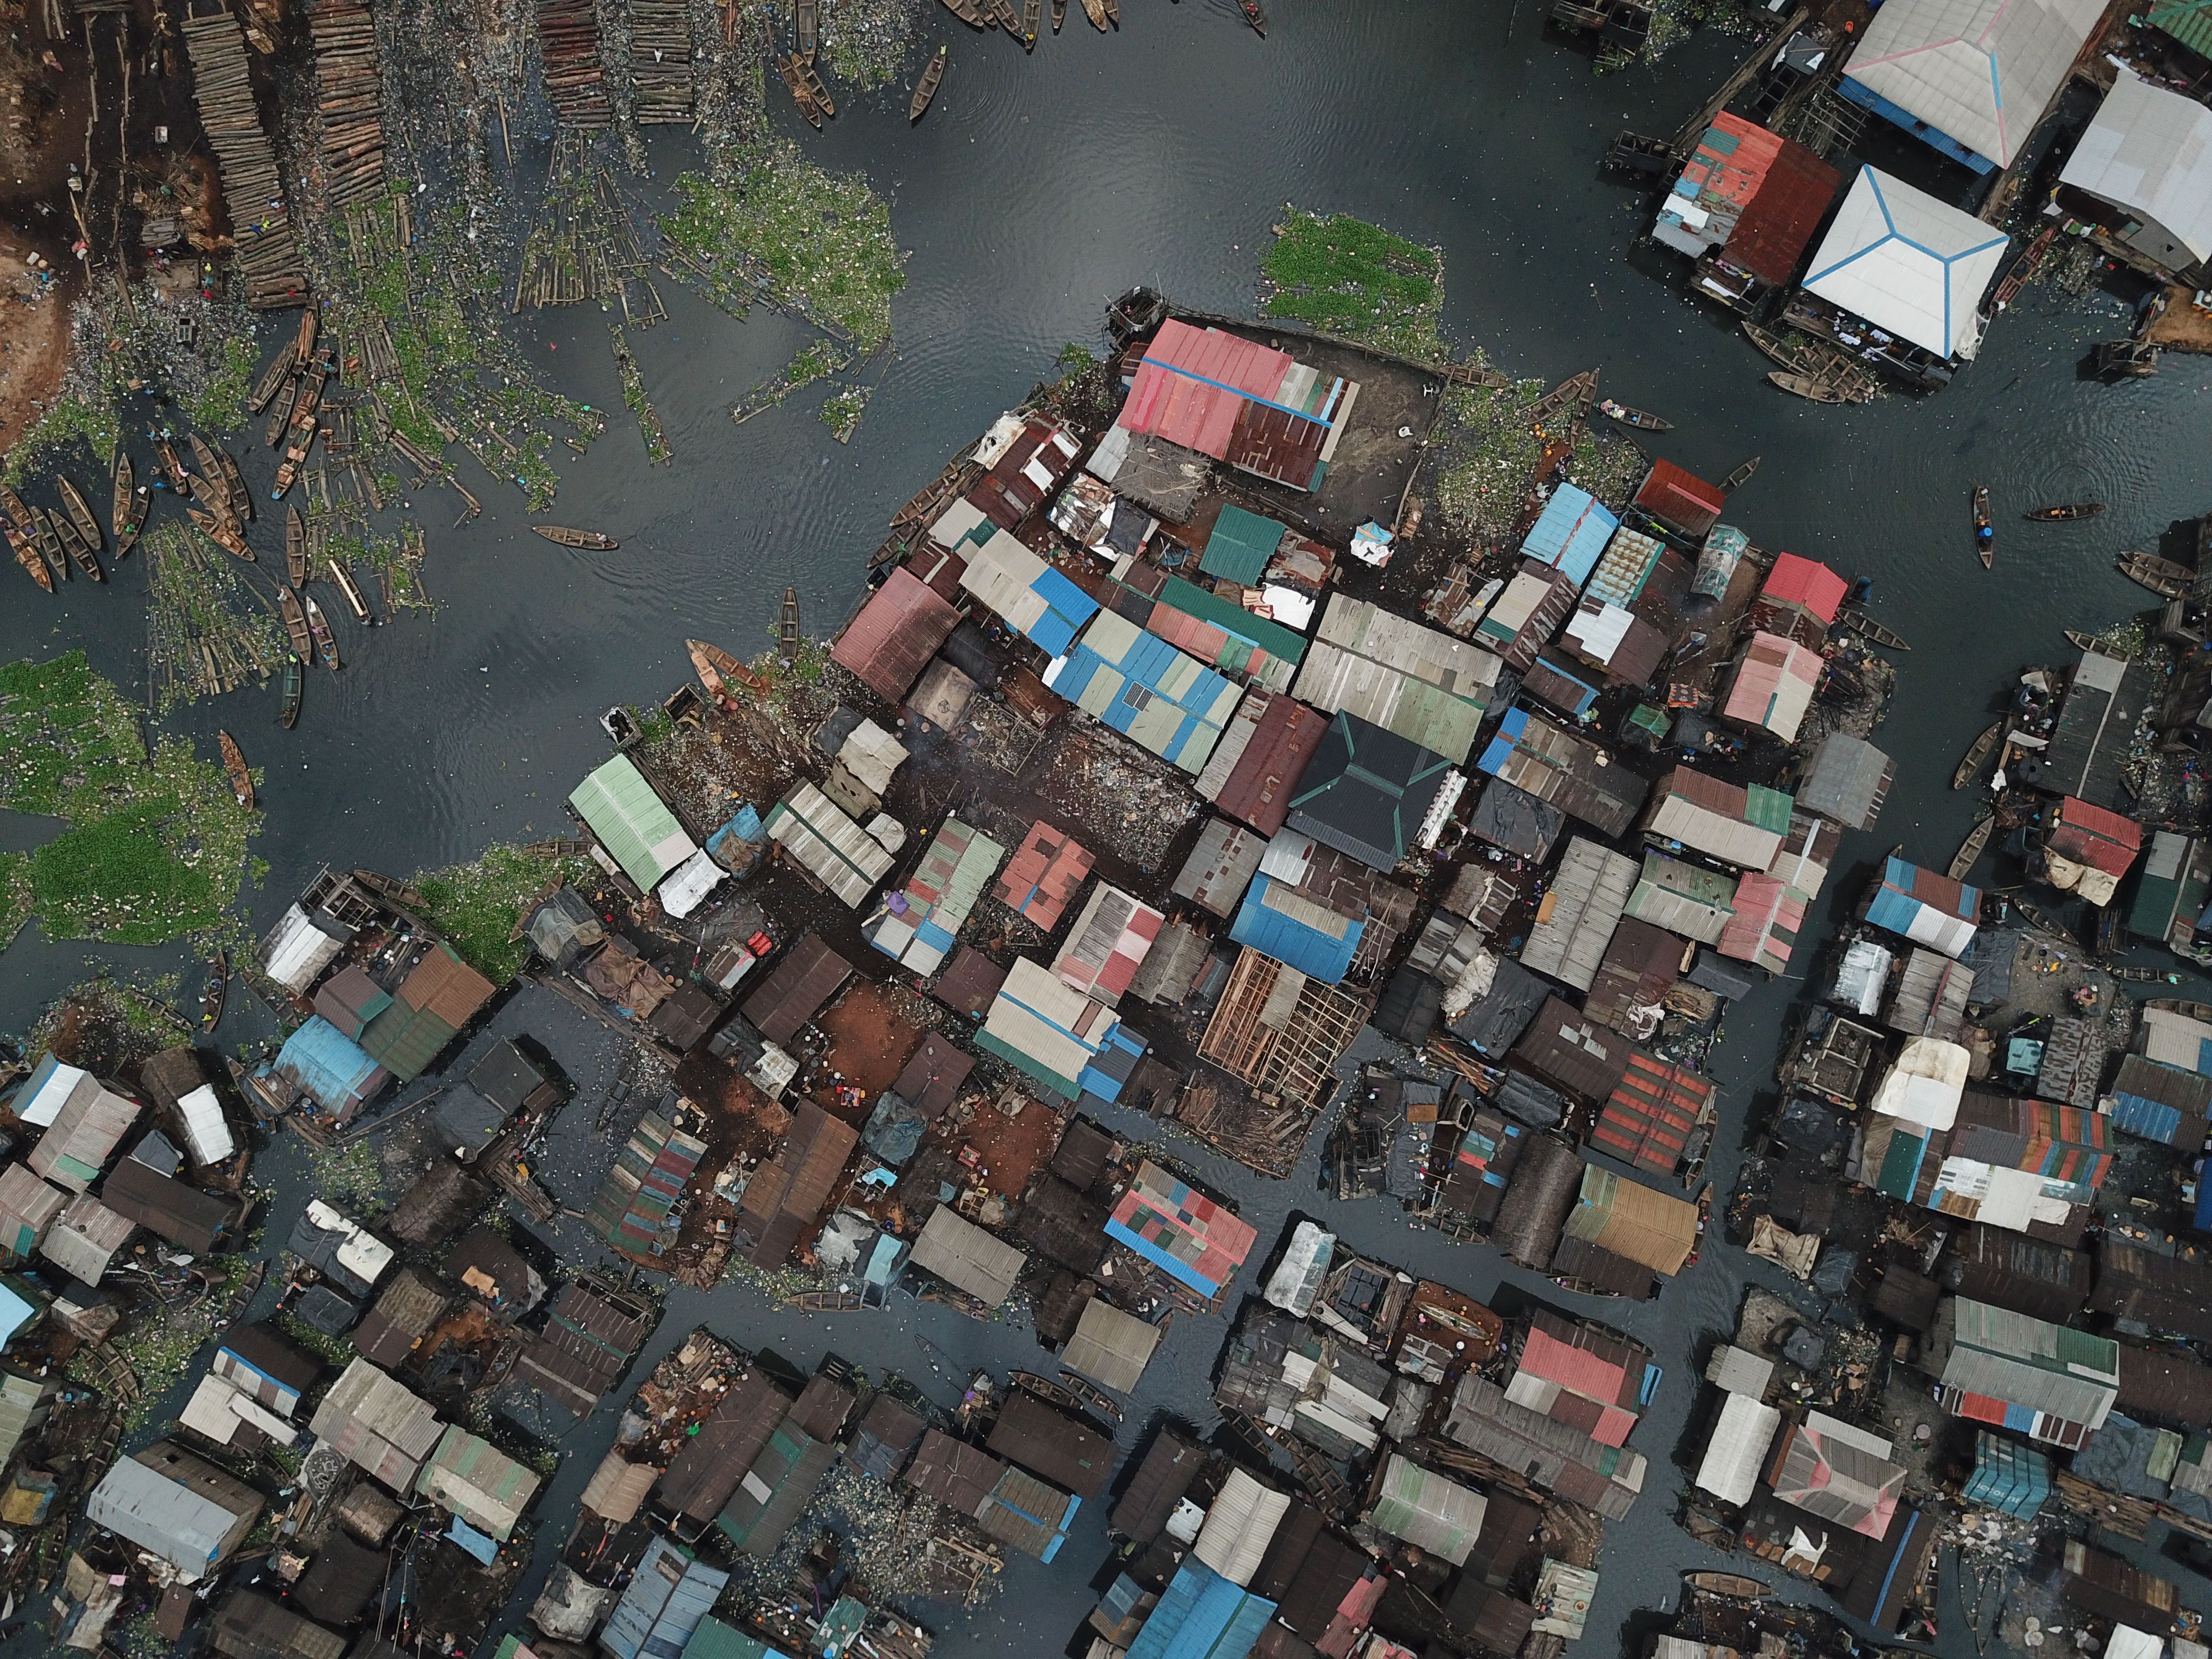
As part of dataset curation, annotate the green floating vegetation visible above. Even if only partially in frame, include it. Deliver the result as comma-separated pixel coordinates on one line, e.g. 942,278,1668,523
411,842,593,983
1260,210,1446,359
2,394,121,489
660,144,906,354
1430,379,1551,542
304,1136,387,1214
822,383,870,444
732,338,852,424
0,651,258,948
609,324,673,466
190,334,261,433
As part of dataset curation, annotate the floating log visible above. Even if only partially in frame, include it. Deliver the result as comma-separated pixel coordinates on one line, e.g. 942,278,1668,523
536,0,612,127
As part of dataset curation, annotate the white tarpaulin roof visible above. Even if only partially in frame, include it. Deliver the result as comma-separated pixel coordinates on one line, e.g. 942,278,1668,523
1844,0,2106,167
2060,70,2212,267
656,848,726,920
1696,1392,1781,1506
1804,168,2009,358
1870,1036,1970,1130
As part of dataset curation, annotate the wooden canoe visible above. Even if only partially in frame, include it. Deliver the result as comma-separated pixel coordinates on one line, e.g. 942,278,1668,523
218,732,255,809
1057,1369,1124,1420
795,53,834,117
247,348,294,413
189,506,254,561
689,637,771,700
189,435,224,490
1973,485,1993,568
1948,814,1994,881
58,477,101,549
201,948,229,1030
28,508,68,583
941,0,989,25
988,0,1019,33
52,510,103,583
797,0,818,54
1051,0,1065,27
534,524,618,549
1599,398,1670,431
327,557,373,624
279,586,315,663
1239,0,1265,33
2110,964,2183,984
273,427,314,498
2119,551,2192,598
1684,1572,1767,1599
1769,370,1846,404
780,586,801,656
154,437,195,495
10,525,52,592
911,44,947,120
1079,0,1108,25
217,448,253,521
286,507,307,587
779,55,823,127
280,655,302,728
1021,0,1040,45
2026,503,2106,521
2148,998,2212,1022
1838,609,1909,650
1102,0,1118,23
265,373,301,447
112,448,140,557
305,595,341,671
1723,455,1760,490
1953,721,2002,789
0,484,33,532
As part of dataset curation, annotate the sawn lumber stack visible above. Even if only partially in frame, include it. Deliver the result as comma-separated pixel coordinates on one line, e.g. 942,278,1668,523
179,4,307,309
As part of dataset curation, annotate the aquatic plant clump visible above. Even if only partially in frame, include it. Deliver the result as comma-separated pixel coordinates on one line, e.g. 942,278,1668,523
1428,378,1552,542
411,842,593,982
1260,210,1445,359
0,652,258,947
660,146,906,353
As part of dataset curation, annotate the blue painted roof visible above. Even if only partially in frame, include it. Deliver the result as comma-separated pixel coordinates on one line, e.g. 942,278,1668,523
1128,1561,1277,1659
1027,567,1099,658
270,1016,387,1114
1963,1432,2050,1517
603,1538,731,1659
1520,484,1619,587
1229,875,1361,984
0,1280,36,1350
2112,1089,2185,1147
1048,618,1237,772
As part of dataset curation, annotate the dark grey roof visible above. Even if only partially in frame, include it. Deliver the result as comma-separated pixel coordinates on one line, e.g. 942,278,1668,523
1373,967,1442,1045
434,1088,509,1159
1284,713,1455,874
2037,651,2152,809
1796,733,1894,831
1687,949,1760,1000
1448,956,1550,1056
467,1040,557,1114
1469,780,1564,862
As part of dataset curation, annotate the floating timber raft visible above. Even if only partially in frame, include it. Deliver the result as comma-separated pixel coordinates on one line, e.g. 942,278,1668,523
538,0,612,127
310,2,387,210
632,0,696,123
179,7,307,310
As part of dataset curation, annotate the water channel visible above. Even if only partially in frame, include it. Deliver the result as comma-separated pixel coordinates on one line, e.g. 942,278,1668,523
4,3,2212,1654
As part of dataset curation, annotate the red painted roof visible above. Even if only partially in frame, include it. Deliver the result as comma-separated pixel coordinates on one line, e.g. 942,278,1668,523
2051,797,2142,877
1718,871,1804,974
831,568,960,703
1594,1051,1713,1177
1119,320,1292,461
1760,553,1849,623
1725,134,1844,286
1213,693,1329,836
993,821,1094,930
1633,459,1726,537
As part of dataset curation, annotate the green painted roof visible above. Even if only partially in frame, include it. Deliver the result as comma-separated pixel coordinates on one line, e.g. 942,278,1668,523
1627,703,1671,737
2150,0,2212,60
1199,504,1286,586
684,1619,782,1659
1155,576,1308,665
358,1000,458,1083
1744,783,1794,835
570,755,695,889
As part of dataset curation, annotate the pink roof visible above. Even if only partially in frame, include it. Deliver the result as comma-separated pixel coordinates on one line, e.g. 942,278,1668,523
1118,321,1293,461
994,822,1094,930
1760,553,1849,623
1518,1325,1638,1446
1721,631,1823,737
1718,872,1804,975
1053,887,1165,1001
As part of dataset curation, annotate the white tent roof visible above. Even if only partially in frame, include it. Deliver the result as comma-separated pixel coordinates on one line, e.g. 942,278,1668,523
2060,70,2212,267
1844,0,2106,167
1696,1392,1781,1506
1804,168,2010,358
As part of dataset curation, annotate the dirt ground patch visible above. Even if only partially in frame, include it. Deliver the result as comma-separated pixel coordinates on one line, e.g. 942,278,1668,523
2146,286,2212,353
0,225,74,454
935,1090,1066,1199
814,978,926,1109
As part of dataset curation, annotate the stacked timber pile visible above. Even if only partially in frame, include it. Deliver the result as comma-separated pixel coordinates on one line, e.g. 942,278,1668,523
310,1,387,210
631,0,695,123
180,6,307,308
538,0,612,127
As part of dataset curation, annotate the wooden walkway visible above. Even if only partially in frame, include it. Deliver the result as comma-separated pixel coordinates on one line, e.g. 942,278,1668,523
179,7,307,309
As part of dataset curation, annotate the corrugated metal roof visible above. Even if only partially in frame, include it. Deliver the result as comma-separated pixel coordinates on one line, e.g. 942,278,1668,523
102,1154,241,1253
1586,526,1667,609
765,782,896,909
310,1359,442,1488
1520,484,1619,586
571,755,697,890
1561,1163,1698,1275
995,820,1095,930
1725,131,1845,285
1625,851,1737,945
868,816,1006,974
1723,631,1822,742
1520,838,1636,993
1644,766,1791,869
1718,872,1804,975
26,1069,139,1192
1192,1467,1290,1586
1107,1160,1256,1297
87,1445,261,1578
421,1425,541,1540
1941,1296,2120,1432
1126,1560,1277,1659
0,1162,65,1258
1634,460,1726,538
1149,576,1306,690
1866,856,1981,957
38,1192,133,1283
1844,0,2104,168
1047,611,1240,775
1761,552,1850,622
1288,711,1458,872
902,1427,1005,1515
1229,874,1361,985
1798,733,1894,830
1803,166,2011,354
1293,594,1502,764
1477,708,1646,838
911,1207,1025,1307
1595,1052,1712,1175
2150,0,2212,59
1201,504,1287,585
832,567,961,702
1173,817,1266,919
1369,1453,1486,1565
1064,1298,1163,1395
1056,884,1165,1004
